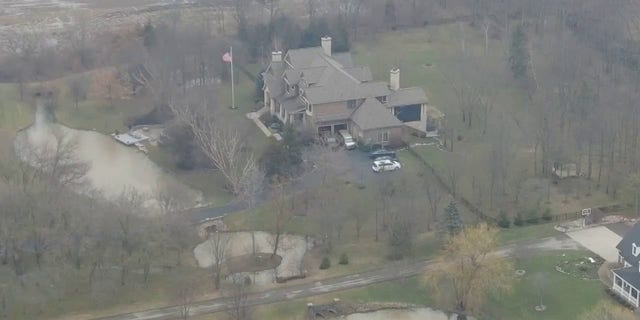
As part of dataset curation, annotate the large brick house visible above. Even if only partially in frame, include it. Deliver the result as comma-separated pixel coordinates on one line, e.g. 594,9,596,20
262,36,443,147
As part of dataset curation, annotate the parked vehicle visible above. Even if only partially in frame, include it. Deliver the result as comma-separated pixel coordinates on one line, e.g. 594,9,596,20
372,159,402,172
368,148,396,160
338,130,357,150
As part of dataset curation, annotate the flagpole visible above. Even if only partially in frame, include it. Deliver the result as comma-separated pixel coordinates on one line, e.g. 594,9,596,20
230,46,236,109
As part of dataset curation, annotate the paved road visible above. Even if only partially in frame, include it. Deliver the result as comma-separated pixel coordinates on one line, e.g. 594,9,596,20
92,235,579,320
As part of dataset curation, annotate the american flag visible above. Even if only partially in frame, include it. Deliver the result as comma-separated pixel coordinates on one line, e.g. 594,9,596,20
222,52,232,63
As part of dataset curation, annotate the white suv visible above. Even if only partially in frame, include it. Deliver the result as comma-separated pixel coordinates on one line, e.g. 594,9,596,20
372,159,401,173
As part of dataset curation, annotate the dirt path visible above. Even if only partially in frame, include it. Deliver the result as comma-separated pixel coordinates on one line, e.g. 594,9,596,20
91,235,579,320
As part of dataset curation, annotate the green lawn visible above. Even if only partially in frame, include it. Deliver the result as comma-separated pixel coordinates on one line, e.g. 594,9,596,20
498,222,560,245
198,250,605,320
485,250,608,320
353,25,619,220
0,84,34,130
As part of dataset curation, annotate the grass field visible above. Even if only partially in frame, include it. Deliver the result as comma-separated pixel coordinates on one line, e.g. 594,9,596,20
353,25,619,220
0,84,34,130
195,250,607,320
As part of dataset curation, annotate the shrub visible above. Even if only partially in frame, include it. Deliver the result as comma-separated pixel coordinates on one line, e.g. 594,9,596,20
339,253,349,265
319,257,331,270
542,208,553,221
497,211,511,228
514,214,524,226
527,209,540,224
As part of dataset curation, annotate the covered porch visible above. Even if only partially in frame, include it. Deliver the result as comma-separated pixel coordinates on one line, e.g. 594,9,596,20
612,268,640,308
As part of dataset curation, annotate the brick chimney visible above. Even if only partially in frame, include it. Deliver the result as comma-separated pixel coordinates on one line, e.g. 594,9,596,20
321,36,332,56
390,68,400,91
272,51,282,62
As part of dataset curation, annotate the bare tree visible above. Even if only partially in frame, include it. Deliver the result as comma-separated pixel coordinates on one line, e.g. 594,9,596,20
226,274,253,320
168,86,256,195
171,276,201,320
349,194,369,240
154,176,193,214
68,76,89,109
424,173,443,231
271,176,294,257
20,127,90,192
209,231,230,290
239,166,265,254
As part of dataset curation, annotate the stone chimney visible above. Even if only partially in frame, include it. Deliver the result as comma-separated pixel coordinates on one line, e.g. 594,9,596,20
272,51,283,63
321,36,332,56
390,68,400,91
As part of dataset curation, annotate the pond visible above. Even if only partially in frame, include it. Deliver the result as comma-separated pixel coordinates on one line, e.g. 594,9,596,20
193,231,311,286
14,103,201,210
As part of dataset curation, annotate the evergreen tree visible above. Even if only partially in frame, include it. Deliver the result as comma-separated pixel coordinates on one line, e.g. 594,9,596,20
509,24,530,80
443,201,463,237
142,21,157,50
301,18,330,48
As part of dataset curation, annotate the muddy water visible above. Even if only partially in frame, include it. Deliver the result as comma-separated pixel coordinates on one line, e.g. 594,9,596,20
14,104,200,210
345,308,468,320
193,231,310,285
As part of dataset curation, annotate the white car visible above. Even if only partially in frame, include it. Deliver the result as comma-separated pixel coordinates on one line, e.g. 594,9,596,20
372,159,401,172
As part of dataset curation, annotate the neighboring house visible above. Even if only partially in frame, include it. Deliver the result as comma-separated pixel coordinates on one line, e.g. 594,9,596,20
612,222,640,307
262,36,443,147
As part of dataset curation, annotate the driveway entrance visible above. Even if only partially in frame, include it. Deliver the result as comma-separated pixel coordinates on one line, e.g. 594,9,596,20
567,226,622,262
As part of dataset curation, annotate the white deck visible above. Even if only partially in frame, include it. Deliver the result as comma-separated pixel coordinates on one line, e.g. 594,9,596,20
111,132,149,146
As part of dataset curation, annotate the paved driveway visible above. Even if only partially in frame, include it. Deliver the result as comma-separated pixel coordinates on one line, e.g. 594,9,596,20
567,226,622,262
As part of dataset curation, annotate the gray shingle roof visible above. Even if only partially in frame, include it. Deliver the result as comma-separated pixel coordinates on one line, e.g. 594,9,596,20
389,87,429,107
613,267,640,290
351,98,403,130
281,97,304,113
344,66,373,82
263,73,284,99
305,81,390,105
617,222,640,266
284,70,301,84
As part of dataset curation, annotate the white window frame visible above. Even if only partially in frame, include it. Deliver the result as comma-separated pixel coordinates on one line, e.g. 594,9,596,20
379,131,389,143
633,243,639,257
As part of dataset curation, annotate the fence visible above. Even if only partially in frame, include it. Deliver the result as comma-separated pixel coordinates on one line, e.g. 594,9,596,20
405,145,496,223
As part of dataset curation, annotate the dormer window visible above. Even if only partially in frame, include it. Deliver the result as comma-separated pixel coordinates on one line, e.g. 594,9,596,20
376,96,388,104
633,243,639,257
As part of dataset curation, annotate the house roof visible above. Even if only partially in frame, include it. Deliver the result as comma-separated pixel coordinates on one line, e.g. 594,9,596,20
281,97,304,113
263,73,285,99
305,81,390,105
351,98,403,130
344,66,373,82
389,87,429,107
613,267,640,290
617,222,640,266
284,70,301,84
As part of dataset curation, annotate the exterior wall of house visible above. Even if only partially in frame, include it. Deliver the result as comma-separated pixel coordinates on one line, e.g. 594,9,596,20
612,272,640,307
264,88,271,111
311,101,352,121
352,124,403,147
